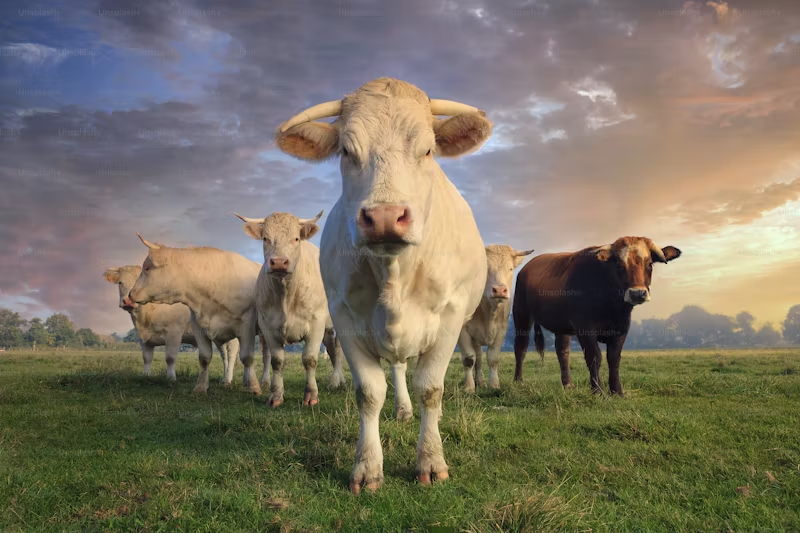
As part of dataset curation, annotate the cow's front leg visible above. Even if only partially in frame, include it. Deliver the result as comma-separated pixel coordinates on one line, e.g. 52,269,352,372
259,335,271,387
265,334,287,407
577,333,603,394
413,335,456,485
323,327,346,389
472,339,486,388
457,329,478,393
190,327,213,394
391,361,413,421
301,325,325,406
555,334,574,388
606,335,626,396
486,338,503,390
349,349,387,494
164,335,179,383
141,344,154,376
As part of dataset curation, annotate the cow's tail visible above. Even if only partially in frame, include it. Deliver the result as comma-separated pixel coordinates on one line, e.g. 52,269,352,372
534,323,545,362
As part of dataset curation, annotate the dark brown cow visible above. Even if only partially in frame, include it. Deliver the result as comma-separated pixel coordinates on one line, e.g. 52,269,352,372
512,236,681,395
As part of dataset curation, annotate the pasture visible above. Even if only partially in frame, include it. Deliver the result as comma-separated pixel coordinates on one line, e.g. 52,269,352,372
1,348,799,532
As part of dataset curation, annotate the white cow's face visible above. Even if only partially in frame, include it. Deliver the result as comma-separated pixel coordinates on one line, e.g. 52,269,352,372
129,249,181,306
274,78,493,257
484,245,534,300
103,265,142,310
239,212,320,276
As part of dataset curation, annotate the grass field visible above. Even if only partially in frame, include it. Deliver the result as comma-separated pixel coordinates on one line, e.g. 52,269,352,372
1,348,799,532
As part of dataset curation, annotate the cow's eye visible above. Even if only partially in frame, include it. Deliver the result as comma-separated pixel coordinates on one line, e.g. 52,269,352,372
342,147,349,157
294,237,300,243
426,149,431,156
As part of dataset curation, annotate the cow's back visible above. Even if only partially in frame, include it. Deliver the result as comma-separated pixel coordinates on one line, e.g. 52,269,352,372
516,252,575,334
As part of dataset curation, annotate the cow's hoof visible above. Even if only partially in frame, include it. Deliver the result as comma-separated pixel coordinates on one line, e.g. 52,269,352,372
463,384,475,394
417,470,449,486
220,380,232,388
247,384,262,396
394,406,413,422
563,383,575,389
191,385,208,394
476,377,487,388
328,373,346,390
303,393,319,406
349,478,382,495
269,396,283,408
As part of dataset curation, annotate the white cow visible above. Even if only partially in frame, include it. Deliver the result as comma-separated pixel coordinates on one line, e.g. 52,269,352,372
103,265,240,381
457,245,533,392
234,210,347,407
127,236,269,394
275,77,492,492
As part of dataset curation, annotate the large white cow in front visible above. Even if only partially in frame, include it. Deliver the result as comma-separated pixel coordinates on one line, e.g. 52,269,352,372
234,210,347,407
127,237,269,394
457,245,533,392
275,77,492,493
103,265,240,381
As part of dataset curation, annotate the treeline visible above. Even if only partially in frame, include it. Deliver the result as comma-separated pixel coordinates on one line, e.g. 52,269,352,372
0,308,140,350
503,304,800,351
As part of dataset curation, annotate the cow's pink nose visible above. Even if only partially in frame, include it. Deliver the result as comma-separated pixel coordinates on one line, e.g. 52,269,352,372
121,296,136,309
269,257,290,272
358,205,410,242
491,285,509,298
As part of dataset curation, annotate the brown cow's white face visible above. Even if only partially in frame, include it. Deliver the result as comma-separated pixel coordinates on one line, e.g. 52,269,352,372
103,265,142,310
239,212,320,275
274,78,493,258
594,237,681,305
484,245,534,300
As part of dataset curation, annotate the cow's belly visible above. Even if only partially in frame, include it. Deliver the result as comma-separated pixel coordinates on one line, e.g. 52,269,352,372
262,311,311,346
195,313,241,343
464,319,499,347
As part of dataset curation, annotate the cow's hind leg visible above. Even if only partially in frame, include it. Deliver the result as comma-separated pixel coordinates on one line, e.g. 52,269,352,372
577,333,603,394
259,335,271,387
323,327,346,389
164,335,179,383
192,332,213,394
486,338,503,390
391,362,413,421
458,329,478,393
606,335,626,396
555,334,574,388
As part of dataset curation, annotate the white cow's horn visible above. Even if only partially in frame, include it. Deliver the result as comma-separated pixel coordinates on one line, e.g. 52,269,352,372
298,210,324,225
429,99,484,117
279,100,342,133
136,233,160,250
233,213,263,224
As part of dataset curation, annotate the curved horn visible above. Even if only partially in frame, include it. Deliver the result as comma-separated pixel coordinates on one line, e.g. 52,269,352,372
233,213,263,224
649,243,667,263
514,248,535,257
136,232,160,250
298,210,324,225
279,100,342,133
429,99,484,117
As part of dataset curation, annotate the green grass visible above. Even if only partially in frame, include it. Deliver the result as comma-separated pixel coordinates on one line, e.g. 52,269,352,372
1,348,799,532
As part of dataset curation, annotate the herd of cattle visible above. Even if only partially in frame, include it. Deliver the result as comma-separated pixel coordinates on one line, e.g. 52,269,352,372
102,78,682,493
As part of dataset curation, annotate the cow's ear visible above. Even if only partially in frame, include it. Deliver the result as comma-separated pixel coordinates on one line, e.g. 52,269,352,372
275,122,339,162
242,222,264,241
513,248,535,268
103,268,120,283
660,246,682,262
433,112,493,158
300,223,320,240
594,246,612,262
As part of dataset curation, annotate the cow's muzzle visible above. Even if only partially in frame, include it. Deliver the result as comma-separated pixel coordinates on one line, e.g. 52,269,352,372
268,257,290,275
624,287,650,305
121,295,137,310
490,284,509,299
357,204,411,245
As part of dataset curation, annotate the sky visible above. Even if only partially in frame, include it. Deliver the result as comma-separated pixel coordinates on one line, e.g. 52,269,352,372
1,0,799,335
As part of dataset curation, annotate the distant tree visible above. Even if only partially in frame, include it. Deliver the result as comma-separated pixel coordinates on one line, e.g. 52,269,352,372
123,328,141,343
45,313,75,347
670,305,735,347
111,332,124,343
75,328,101,347
783,305,800,345
0,307,27,347
24,318,52,348
753,323,782,346
734,311,756,346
